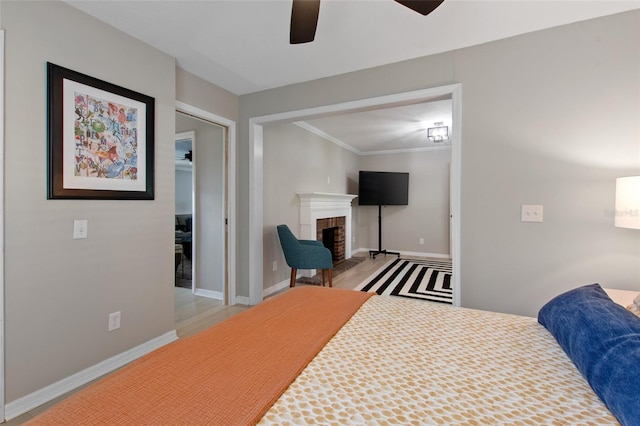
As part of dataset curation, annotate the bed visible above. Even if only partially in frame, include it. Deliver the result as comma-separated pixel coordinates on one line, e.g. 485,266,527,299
27,284,639,425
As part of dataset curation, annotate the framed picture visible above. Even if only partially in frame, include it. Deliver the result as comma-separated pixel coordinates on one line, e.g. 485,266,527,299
47,62,155,199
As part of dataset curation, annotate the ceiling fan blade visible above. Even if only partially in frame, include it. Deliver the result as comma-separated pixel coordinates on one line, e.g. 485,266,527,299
290,0,320,44
394,0,444,16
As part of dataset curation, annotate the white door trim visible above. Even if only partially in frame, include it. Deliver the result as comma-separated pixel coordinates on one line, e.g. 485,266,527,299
0,28,6,421
175,102,237,305
249,84,462,307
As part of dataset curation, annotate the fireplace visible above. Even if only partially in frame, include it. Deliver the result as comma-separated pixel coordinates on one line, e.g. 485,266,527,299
317,216,346,263
297,192,357,276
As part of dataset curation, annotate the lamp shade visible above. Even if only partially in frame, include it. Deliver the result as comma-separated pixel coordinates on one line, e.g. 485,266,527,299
615,176,640,229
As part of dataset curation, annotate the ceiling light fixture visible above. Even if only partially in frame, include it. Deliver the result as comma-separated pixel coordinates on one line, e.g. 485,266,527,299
427,125,449,142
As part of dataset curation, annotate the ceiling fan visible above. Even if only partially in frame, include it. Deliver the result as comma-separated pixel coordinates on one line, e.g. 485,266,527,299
176,150,193,162
290,0,445,44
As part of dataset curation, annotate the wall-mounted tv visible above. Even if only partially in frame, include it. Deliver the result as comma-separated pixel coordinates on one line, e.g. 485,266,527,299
358,171,409,206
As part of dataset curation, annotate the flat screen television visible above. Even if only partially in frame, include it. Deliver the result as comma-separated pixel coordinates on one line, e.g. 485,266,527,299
358,171,409,206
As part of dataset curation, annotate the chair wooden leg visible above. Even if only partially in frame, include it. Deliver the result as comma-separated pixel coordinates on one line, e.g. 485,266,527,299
290,268,297,288
321,270,326,287
328,269,333,287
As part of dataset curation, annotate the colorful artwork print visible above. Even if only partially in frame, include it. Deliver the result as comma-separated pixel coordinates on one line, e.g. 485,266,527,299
73,92,139,181
48,62,154,199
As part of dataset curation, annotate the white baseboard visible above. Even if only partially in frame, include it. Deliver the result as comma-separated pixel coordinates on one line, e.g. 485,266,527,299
263,278,290,298
235,295,251,305
194,288,223,300
400,250,450,259
357,248,450,259
5,330,178,420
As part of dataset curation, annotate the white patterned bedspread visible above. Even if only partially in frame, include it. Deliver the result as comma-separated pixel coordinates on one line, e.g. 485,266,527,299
259,295,618,425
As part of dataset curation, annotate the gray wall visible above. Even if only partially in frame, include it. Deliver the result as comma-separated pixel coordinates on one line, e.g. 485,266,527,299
2,0,176,403
358,150,451,256
262,123,359,290
175,169,192,214
2,0,239,410
175,67,238,123
239,10,640,316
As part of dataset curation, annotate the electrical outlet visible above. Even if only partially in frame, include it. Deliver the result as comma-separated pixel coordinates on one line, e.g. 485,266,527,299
272,261,277,272
108,311,121,331
419,238,424,245
521,205,543,222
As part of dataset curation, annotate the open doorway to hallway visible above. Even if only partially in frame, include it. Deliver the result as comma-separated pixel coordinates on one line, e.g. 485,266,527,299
175,131,194,290
174,110,227,327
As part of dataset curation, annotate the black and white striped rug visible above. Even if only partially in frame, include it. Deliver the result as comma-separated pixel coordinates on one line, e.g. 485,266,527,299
355,258,452,304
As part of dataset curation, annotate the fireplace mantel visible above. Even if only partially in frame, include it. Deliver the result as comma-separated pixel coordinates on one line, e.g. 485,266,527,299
297,193,357,273
297,192,358,203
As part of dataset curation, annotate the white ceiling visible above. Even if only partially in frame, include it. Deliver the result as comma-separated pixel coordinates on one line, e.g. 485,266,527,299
297,98,453,154
67,0,639,154
66,0,639,96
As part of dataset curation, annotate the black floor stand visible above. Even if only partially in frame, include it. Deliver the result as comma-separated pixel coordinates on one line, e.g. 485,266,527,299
369,204,400,259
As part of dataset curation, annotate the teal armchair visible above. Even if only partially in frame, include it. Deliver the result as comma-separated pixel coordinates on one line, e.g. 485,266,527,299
276,224,333,288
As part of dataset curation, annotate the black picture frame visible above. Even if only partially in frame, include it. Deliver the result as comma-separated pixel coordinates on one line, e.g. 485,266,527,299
47,62,155,199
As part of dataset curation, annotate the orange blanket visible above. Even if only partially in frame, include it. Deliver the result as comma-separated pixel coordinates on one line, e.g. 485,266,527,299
27,287,373,425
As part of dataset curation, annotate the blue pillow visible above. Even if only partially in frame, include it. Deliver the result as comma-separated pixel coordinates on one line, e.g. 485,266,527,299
538,283,640,426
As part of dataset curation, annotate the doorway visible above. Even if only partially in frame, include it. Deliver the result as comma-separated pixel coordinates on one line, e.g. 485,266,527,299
174,131,195,290
248,84,462,307
174,102,237,305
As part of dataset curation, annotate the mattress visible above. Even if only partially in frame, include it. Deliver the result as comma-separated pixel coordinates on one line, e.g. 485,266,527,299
260,295,618,425
26,287,618,425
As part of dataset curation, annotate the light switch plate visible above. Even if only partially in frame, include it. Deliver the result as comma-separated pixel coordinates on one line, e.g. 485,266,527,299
73,219,88,239
521,205,543,223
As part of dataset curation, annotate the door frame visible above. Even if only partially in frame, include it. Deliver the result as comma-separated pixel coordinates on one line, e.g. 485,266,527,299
248,84,462,307
175,101,237,305
0,29,6,421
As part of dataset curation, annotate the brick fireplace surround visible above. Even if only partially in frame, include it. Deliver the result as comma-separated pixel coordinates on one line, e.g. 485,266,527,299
317,216,346,262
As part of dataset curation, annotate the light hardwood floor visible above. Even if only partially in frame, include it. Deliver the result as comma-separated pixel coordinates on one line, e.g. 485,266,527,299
174,286,248,338
329,253,395,290
6,253,394,424
175,252,395,337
